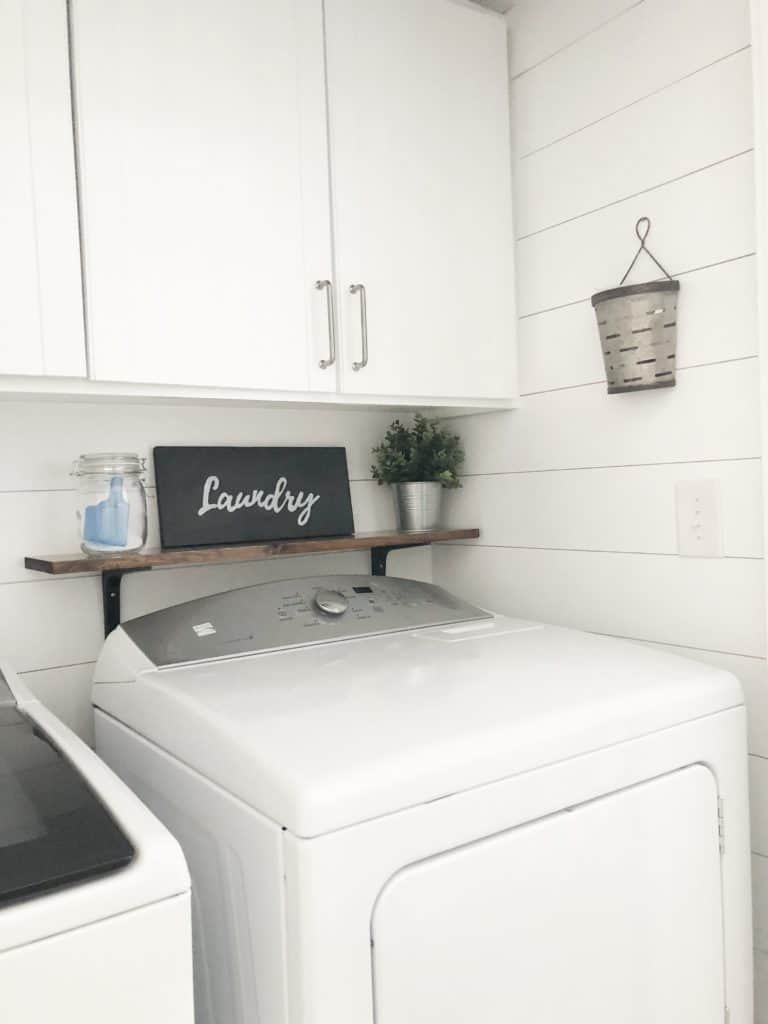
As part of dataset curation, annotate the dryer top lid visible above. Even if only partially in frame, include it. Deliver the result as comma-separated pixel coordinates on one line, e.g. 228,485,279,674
92,577,744,838
0,662,189,955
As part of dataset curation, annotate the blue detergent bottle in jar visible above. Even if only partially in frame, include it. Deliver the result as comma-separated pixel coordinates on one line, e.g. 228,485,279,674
72,453,148,554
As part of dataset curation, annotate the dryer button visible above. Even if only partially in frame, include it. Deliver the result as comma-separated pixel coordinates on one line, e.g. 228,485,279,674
314,589,348,617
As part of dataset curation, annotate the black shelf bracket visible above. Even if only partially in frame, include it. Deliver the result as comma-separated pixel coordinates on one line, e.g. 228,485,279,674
370,543,429,577
101,568,151,637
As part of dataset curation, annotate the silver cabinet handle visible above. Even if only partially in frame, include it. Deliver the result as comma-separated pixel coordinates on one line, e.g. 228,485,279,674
315,280,336,369
350,283,368,371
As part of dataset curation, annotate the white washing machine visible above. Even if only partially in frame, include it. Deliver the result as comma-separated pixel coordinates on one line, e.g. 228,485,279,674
92,574,753,1024
0,661,194,1024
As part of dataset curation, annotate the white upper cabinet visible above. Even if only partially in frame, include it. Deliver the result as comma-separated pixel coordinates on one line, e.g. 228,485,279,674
71,0,335,392
0,0,85,377
325,0,517,400
67,0,517,404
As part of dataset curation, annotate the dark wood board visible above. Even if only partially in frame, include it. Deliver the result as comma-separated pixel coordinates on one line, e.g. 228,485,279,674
25,528,480,575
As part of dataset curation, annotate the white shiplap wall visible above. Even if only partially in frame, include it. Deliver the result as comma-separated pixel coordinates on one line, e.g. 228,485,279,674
443,0,768,1009
2,400,428,741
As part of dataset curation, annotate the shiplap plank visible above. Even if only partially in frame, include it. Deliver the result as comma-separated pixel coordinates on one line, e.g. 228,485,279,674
432,544,765,656
754,854,768,951
22,663,96,744
635,642,768,757
516,49,752,236
506,0,639,77
358,543,431,581
0,479,393,583
518,257,757,395
751,755,768,855
0,401,393,489
0,577,106,672
450,359,760,475
512,0,750,155
443,460,762,557
756,949,768,1023
517,152,754,316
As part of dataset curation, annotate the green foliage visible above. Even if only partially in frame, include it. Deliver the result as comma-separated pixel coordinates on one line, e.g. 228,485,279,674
371,414,464,489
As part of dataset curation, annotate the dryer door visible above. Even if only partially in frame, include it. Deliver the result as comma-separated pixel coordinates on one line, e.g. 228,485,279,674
372,765,724,1024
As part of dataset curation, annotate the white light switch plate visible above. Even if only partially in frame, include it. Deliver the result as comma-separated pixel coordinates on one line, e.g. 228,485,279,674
675,479,722,557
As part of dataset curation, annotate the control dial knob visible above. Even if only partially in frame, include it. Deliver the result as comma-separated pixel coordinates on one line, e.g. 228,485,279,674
314,589,348,616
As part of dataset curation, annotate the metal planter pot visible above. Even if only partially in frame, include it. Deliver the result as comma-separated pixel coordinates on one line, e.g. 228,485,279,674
392,481,443,532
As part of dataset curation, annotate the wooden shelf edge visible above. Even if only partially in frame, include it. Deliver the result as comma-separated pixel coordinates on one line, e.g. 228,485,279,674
25,528,480,576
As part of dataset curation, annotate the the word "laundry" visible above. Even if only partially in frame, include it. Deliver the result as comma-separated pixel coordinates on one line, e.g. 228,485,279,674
197,475,321,526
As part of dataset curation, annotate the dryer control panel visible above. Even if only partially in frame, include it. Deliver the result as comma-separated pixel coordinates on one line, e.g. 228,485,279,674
122,575,492,668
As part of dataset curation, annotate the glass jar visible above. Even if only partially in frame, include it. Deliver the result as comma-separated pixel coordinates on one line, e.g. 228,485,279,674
71,453,148,555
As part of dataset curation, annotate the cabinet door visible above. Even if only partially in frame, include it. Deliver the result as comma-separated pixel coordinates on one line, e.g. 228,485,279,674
0,0,85,377
325,0,516,400
71,0,334,392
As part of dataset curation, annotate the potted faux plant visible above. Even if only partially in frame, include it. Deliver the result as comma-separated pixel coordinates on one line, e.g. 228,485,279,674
371,414,464,532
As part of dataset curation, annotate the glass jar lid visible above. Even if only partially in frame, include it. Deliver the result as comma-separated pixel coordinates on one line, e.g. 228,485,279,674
72,452,146,476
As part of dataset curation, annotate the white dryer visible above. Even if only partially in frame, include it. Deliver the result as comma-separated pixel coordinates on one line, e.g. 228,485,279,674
92,574,752,1024
0,661,194,1024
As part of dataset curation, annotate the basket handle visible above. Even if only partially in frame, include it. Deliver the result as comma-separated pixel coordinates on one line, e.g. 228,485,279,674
619,217,675,285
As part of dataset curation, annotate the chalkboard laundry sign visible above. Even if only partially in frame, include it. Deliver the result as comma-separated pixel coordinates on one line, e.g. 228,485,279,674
153,446,355,549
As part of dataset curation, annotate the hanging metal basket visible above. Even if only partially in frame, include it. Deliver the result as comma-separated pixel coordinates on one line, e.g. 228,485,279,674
591,217,680,395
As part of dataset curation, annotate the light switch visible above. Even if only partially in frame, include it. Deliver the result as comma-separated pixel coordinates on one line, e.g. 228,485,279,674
675,479,722,557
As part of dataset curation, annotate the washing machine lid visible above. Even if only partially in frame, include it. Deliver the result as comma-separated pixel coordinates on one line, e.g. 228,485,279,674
0,703,134,907
0,663,189,953
93,578,743,838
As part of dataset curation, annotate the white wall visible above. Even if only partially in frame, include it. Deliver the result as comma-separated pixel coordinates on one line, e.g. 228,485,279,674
442,0,768,1009
2,400,428,741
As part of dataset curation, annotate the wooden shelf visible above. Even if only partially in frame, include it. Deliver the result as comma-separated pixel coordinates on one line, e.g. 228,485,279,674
25,528,479,575
25,528,480,636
